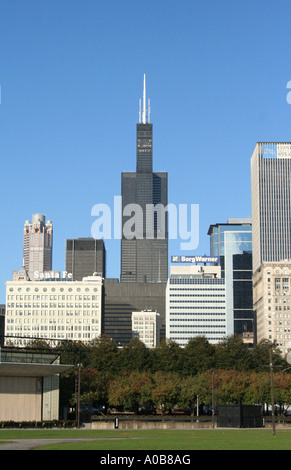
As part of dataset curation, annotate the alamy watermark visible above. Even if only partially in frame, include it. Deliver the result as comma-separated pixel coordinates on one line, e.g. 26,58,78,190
91,196,199,250
287,81,291,104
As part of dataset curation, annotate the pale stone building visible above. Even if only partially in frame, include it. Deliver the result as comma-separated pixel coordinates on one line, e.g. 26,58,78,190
253,260,291,355
132,309,160,348
5,269,103,346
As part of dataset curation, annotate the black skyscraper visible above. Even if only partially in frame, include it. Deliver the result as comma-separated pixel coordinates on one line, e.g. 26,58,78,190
121,75,168,283
66,238,106,281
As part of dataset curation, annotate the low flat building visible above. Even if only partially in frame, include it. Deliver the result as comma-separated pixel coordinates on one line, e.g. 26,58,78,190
5,268,103,346
0,348,72,422
166,265,227,347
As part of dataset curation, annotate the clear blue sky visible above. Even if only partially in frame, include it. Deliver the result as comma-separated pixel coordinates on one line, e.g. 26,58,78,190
1,0,291,302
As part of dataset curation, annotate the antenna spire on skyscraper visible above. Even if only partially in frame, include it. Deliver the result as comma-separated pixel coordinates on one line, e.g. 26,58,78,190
139,74,150,124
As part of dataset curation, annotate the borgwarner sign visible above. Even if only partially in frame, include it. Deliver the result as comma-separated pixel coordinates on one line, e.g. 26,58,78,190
171,255,220,264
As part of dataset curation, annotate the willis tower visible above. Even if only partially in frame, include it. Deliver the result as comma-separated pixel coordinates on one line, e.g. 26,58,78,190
121,75,168,283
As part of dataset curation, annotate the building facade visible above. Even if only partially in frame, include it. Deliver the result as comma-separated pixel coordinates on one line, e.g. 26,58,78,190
103,278,166,345
0,304,5,346
251,142,291,273
66,238,106,280
166,265,227,347
121,75,168,283
5,272,103,346
208,219,254,336
23,214,53,280
132,309,160,348
253,260,291,355
0,349,72,422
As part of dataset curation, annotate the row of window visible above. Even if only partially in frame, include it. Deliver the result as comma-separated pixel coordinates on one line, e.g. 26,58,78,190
169,300,225,304
169,293,225,298
6,325,100,331
170,279,225,285
170,306,226,310
7,303,99,309
6,310,100,316
169,319,225,322
7,294,100,301
169,312,226,316
6,318,99,324
8,286,100,293
170,288,225,291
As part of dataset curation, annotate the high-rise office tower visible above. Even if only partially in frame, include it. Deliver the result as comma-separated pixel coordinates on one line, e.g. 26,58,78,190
208,219,254,337
23,214,53,280
65,238,106,281
251,142,291,273
121,75,168,283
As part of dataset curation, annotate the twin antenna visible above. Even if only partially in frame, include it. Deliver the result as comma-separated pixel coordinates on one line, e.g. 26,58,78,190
139,74,151,124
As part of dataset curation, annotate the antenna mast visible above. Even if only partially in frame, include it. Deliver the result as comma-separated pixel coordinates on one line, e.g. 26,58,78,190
139,74,150,124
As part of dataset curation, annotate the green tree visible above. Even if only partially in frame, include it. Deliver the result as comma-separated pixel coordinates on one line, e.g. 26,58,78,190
151,339,182,373
80,368,111,412
178,376,200,414
108,371,152,413
213,369,251,405
119,337,151,372
250,340,287,372
150,371,181,414
215,335,251,371
182,336,215,375
90,334,120,374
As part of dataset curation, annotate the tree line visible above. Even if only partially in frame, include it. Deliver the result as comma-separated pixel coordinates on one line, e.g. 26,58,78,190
15,334,291,414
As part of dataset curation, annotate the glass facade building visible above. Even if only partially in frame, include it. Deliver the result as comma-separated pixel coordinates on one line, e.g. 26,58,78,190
66,238,106,281
208,219,254,336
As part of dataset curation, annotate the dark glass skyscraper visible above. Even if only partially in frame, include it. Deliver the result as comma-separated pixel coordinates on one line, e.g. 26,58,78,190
66,238,106,281
121,75,168,283
208,219,254,336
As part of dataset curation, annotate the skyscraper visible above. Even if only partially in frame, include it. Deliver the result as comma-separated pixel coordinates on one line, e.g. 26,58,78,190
251,142,291,273
23,214,53,280
121,75,168,283
251,142,291,352
208,219,254,336
66,238,106,281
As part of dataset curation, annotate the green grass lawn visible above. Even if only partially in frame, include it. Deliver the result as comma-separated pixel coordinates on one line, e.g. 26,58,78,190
1,429,291,450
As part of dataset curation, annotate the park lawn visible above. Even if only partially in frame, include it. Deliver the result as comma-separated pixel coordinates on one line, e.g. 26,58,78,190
30,429,291,450
1,429,291,450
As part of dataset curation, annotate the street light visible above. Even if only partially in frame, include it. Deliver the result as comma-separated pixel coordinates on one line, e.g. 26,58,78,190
265,340,276,437
77,361,82,429
212,370,215,429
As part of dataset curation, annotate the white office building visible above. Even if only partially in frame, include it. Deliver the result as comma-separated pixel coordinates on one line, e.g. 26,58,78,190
166,265,227,347
132,309,160,348
5,268,103,346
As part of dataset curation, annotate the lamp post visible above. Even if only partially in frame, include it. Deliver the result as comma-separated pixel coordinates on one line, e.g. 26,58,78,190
269,346,276,436
77,361,82,429
212,370,215,429
265,340,276,436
